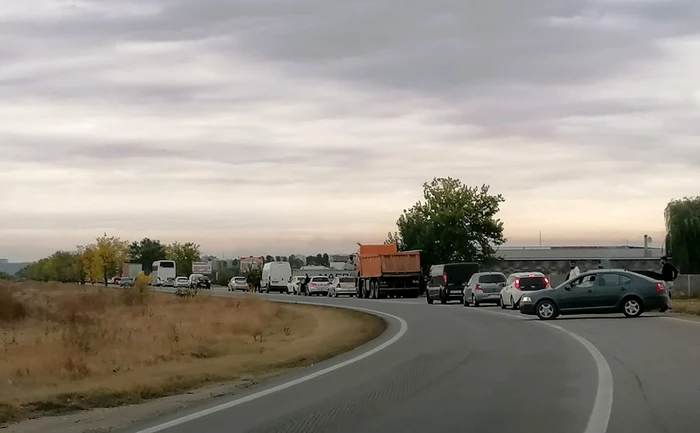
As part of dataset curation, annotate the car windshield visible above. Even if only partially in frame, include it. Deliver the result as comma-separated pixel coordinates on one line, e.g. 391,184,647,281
234,277,247,282
339,277,354,283
479,274,505,283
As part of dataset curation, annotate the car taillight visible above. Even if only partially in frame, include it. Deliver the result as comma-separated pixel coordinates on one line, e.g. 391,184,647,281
656,282,663,293
442,273,447,284
544,277,550,288
514,278,520,290
475,284,482,291
310,282,316,286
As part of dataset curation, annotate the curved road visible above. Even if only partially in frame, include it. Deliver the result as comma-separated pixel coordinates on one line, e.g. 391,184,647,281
124,290,700,433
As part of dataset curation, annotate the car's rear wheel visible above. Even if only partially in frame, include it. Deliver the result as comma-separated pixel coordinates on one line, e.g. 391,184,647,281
510,296,517,310
426,290,434,304
440,288,447,304
535,300,558,320
622,297,643,318
500,296,506,309
471,294,479,307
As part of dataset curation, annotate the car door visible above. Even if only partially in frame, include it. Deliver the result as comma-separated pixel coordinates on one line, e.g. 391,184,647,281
592,273,629,310
558,275,598,312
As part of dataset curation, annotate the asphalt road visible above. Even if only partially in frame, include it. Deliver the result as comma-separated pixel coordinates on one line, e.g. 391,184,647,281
122,288,700,433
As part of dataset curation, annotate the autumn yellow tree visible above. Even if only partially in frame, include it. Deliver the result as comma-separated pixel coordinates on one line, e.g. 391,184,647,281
77,244,101,283
95,233,130,286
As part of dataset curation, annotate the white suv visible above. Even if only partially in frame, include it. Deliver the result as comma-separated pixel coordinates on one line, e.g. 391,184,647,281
500,272,550,309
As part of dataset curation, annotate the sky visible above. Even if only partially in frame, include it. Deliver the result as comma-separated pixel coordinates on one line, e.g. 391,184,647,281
1,0,699,261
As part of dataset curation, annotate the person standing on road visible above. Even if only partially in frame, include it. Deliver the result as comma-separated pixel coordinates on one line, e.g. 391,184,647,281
660,256,679,311
566,260,581,281
301,273,311,296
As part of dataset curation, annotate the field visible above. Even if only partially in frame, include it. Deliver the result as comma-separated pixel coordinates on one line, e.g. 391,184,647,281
0,280,385,425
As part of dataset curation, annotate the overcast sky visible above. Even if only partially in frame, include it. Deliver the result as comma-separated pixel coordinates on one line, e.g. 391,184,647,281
2,0,699,261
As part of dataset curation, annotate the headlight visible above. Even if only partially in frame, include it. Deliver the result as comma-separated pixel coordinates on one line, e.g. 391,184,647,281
521,296,532,303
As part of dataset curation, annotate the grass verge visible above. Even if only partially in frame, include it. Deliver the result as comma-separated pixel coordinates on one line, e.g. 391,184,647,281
0,280,385,425
671,297,700,316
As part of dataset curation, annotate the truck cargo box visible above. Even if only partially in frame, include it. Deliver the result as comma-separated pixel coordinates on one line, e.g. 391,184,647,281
357,243,398,255
357,251,421,278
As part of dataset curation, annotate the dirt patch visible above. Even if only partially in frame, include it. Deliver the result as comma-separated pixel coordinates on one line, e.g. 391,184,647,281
0,281,385,432
671,298,700,316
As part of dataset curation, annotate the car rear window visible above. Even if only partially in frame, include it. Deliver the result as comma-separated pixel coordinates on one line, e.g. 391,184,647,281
443,263,480,284
234,277,247,282
312,277,329,282
339,277,354,283
479,274,506,283
517,276,547,291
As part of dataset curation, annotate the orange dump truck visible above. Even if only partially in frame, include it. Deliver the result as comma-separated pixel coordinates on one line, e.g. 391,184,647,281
355,243,422,299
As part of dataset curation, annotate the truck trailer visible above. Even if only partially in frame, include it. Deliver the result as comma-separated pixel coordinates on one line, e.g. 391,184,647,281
121,262,143,279
355,243,422,299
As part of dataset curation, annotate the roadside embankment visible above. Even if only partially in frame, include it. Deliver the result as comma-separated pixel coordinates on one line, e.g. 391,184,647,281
0,280,385,427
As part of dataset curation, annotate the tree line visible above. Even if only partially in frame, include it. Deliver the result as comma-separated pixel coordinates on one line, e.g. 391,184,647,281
13,234,349,286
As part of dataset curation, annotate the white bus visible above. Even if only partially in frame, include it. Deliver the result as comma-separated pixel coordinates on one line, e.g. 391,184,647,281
151,260,176,287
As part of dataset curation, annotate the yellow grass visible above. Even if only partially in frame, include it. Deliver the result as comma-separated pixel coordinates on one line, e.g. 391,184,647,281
0,280,385,424
672,297,700,315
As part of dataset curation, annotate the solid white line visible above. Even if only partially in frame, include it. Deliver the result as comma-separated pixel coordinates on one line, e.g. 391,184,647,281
661,316,700,326
462,307,613,433
134,303,408,433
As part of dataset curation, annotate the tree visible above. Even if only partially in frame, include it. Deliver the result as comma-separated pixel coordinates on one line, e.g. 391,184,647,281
322,253,330,267
129,238,167,274
389,177,506,271
265,255,274,263
165,241,201,276
289,255,304,269
95,233,130,286
305,255,315,266
77,244,101,283
665,196,700,273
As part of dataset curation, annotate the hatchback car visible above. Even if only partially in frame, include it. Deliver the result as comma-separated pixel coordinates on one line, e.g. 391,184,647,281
500,272,550,309
119,277,134,288
463,272,507,307
306,276,330,296
287,276,306,295
519,269,668,320
228,276,248,291
174,276,189,288
189,274,211,290
329,276,356,297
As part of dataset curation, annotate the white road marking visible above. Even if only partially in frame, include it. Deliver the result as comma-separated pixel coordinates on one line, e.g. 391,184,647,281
133,304,408,433
463,307,613,433
661,316,700,326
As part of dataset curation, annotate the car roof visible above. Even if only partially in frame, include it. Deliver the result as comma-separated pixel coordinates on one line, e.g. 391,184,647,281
511,272,546,277
474,271,505,276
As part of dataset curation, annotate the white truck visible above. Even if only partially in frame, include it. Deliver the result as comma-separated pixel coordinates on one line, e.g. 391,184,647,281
261,262,292,293
122,263,143,279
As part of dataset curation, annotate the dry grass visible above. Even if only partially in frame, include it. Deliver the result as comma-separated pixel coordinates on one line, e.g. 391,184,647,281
671,297,700,316
0,280,385,425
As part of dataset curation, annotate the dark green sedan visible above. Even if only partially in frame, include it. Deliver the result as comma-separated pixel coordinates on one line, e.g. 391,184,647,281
519,269,668,320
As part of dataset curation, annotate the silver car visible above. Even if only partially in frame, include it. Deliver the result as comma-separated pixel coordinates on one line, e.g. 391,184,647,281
329,276,356,297
307,276,330,296
228,276,248,291
463,272,507,307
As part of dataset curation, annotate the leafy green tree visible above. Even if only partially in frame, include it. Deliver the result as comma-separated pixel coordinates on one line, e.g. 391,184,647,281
322,253,330,267
305,255,315,266
389,177,505,271
165,242,201,276
129,238,167,273
665,196,700,273
265,255,274,263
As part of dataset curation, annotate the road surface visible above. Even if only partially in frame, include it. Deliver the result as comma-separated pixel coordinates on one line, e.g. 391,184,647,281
123,289,700,433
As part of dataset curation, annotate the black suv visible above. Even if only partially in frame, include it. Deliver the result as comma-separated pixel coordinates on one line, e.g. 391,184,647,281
191,275,211,290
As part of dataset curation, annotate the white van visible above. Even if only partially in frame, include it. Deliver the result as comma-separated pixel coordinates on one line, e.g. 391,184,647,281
261,262,292,293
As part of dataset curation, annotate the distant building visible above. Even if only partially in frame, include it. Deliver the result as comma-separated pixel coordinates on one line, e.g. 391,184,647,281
486,245,663,286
